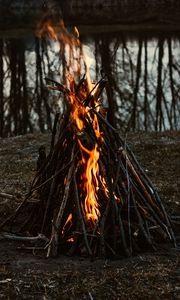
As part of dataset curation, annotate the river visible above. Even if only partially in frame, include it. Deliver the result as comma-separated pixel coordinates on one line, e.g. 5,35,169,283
0,17,180,136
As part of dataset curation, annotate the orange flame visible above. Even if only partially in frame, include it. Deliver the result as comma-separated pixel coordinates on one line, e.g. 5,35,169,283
37,19,109,224
78,140,101,222
62,213,72,236
37,20,80,46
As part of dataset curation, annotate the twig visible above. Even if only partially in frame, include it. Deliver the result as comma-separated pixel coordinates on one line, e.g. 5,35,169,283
49,144,75,256
50,112,60,153
73,174,92,256
0,232,49,243
0,192,15,200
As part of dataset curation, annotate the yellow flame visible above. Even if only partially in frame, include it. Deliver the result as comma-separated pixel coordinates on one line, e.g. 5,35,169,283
37,19,109,224
62,213,72,236
74,26,80,39
78,140,101,222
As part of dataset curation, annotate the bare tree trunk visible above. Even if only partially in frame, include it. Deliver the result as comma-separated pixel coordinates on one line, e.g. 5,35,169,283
168,37,176,130
94,38,100,81
122,36,134,87
100,38,115,127
155,38,164,131
20,41,32,133
9,40,19,135
0,40,4,137
41,39,52,131
35,37,44,132
132,38,142,130
144,38,148,131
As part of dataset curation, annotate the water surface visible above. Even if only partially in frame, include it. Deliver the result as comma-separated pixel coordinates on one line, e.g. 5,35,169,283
0,28,179,137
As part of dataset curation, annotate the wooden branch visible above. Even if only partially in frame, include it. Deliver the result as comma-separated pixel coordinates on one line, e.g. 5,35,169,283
0,192,14,200
45,77,70,95
73,174,92,256
119,147,163,218
49,144,75,257
0,232,49,243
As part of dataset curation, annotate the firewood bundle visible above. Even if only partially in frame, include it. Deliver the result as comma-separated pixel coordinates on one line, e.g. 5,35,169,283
1,76,176,258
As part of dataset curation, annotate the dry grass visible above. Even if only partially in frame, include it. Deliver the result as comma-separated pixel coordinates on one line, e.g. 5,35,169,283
0,131,179,299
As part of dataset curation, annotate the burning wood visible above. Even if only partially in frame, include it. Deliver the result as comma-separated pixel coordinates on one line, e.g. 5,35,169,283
0,19,176,258
0,74,176,258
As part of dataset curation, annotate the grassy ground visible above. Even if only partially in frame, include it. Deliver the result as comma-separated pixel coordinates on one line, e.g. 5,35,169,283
0,131,179,299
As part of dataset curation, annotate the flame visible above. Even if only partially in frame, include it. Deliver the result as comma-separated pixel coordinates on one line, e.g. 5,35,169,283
37,20,80,46
62,213,72,236
78,140,101,222
74,26,80,39
37,19,109,224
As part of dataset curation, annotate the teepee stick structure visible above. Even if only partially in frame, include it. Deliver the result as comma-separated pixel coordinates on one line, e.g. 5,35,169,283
0,76,176,258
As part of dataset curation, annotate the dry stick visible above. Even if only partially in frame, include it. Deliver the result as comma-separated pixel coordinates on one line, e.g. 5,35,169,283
130,187,155,248
40,168,59,234
30,111,69,190
99,190,109,255
124,139,132,255
101,122,119,161
50,112,60,154
98,160,111,257
45,77,71,95
0,192,15,200
126,150,176,245
132,181,172,239
31,158,73,193
91,109,119,133
111,161,132,256
49,145,75,257
94,110,175,246
73,174,92,256
18,208,35,233
75,73,86,94
0,157,74,232
113,155,121,190
105,162,118,253
83,77,105,106
0,232,49,243
119,156,165,231
120,148,164,219
104,241,116,256
126,147,177,247
118,157,168,248
118,210,131,257
117,135,169,211
99,154,121,256
0,191,32,231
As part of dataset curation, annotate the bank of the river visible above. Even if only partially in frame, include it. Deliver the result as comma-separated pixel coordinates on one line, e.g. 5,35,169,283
1,0,180,35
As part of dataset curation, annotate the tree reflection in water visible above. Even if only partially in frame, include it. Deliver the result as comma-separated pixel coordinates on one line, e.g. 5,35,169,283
0,33,179,137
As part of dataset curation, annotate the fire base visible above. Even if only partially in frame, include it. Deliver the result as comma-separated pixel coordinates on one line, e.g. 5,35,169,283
0,103,176,258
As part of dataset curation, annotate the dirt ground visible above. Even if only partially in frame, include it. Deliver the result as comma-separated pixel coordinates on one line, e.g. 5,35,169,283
0,131,179,299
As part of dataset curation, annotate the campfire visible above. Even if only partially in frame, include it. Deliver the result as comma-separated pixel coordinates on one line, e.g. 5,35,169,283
0,20,176,258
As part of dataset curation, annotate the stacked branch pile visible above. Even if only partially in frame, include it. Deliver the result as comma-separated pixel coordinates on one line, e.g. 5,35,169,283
0,77,176,258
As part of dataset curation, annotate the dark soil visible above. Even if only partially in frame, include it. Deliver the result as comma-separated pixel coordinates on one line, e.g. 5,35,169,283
0,131,179,299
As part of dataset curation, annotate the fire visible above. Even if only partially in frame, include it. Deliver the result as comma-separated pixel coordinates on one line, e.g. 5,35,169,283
37,19,108,224
78,140,101,222
62,213,72,236
37,19,80,46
